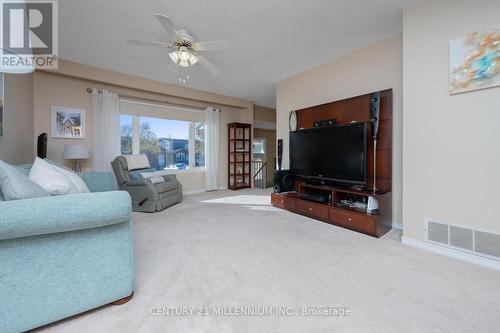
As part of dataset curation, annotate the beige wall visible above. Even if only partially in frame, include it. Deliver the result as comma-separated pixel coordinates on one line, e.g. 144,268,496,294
276,34,403,226
32,61,253,193
402,0,500,240
254,105,276,123
254,104,276,187
254,128,276,187
0,73,34,164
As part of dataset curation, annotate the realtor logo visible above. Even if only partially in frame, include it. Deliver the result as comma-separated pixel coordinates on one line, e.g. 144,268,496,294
1,0,58,71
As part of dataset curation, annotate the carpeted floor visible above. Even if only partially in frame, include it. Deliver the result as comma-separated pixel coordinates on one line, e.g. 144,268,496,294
37,189,500,333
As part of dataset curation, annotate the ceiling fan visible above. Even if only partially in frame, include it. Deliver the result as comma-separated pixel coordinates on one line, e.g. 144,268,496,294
127,14,229,76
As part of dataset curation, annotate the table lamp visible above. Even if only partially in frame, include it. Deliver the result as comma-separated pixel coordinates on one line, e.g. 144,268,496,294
63,144,89,172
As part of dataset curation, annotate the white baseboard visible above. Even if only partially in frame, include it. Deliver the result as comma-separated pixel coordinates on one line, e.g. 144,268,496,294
401,236,500,272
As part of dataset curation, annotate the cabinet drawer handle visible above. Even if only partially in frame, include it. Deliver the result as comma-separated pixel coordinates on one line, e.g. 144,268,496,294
348,217,352,221
281,200,284,204
309,207,312,211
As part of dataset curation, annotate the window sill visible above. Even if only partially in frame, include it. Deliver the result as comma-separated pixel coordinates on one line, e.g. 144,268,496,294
161,167,206,175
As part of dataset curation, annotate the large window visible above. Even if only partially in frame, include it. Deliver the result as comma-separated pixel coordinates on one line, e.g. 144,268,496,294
120,114,205,171
120,114,133,155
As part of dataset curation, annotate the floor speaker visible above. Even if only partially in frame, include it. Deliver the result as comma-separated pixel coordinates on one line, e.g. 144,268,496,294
274,170,294,193
370,92,380,140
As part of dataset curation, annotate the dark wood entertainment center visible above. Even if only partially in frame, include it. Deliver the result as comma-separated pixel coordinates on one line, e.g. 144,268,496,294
271,89,393,237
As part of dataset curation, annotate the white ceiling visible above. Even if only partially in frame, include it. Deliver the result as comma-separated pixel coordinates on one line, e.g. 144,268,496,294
59,0,415,108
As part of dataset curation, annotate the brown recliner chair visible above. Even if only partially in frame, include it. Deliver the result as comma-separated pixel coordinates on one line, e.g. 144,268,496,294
111,155,183,212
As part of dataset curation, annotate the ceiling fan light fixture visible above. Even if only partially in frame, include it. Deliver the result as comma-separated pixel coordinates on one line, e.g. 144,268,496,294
178,47,190,61
128,13,227,77
168,51,180,64
188,53,199,66
178,59,190,67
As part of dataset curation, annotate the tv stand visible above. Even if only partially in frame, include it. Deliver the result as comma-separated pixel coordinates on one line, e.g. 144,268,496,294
271,182,391,237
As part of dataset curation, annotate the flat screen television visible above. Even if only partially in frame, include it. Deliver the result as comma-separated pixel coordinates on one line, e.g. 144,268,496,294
289,122,367,185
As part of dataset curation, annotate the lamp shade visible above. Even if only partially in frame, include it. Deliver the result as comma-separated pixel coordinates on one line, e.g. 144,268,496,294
63,144,89,160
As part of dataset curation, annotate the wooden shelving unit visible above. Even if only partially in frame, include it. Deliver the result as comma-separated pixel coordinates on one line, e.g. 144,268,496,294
228,122,252,190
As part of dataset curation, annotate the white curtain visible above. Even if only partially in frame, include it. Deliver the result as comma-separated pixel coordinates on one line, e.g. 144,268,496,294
204,107,220,191
91,89,121,172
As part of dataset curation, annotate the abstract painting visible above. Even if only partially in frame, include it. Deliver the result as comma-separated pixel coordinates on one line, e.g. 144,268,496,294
449,26,500,94
51,107,85,139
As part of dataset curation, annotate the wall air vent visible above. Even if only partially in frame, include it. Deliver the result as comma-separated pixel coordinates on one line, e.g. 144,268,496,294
474,231,500,258
425,220,500,261
428,221,448,245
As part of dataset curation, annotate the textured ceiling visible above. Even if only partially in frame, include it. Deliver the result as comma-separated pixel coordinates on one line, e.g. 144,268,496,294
59,0,415,107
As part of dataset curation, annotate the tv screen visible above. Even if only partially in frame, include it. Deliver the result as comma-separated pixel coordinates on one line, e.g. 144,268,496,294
289,122,366,184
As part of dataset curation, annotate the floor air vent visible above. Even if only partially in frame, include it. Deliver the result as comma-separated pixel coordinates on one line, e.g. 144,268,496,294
425,220,500,261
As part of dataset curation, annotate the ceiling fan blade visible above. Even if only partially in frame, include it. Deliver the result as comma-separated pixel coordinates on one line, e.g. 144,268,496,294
154,14,178,37
198,55,221,75
193,40,230,51
127,39,173,48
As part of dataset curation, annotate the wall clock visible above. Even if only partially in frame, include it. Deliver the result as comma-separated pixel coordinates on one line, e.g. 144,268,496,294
289,110,297,131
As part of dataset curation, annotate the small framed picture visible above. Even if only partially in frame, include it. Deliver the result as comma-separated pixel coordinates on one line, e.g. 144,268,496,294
52,107,85,139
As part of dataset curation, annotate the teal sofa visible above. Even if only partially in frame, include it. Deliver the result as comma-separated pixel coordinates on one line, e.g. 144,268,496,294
0,171,135,333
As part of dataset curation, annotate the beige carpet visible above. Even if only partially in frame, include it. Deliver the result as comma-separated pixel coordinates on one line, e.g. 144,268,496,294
37,189,500,333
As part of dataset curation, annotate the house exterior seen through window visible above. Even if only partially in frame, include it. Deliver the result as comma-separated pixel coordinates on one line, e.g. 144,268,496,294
120,114,205,171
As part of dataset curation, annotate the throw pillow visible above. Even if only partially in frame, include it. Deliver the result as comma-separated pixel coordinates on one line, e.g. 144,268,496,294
53,164,90,193
45,159,90,193
0,160,49,200
29,157,76,195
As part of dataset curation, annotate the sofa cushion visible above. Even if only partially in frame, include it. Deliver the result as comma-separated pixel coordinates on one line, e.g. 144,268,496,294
0,160,49,200
82,172,117,192
124,155,150,171
16,164,32,176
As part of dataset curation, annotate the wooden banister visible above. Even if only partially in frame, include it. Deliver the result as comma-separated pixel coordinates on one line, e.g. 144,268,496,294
253,161,268,179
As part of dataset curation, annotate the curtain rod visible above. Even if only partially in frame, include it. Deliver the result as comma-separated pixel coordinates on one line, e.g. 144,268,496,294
86,88,209,112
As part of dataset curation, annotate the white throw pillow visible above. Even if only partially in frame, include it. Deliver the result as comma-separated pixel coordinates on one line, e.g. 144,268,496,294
29,157,75,195
52,164,90,194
